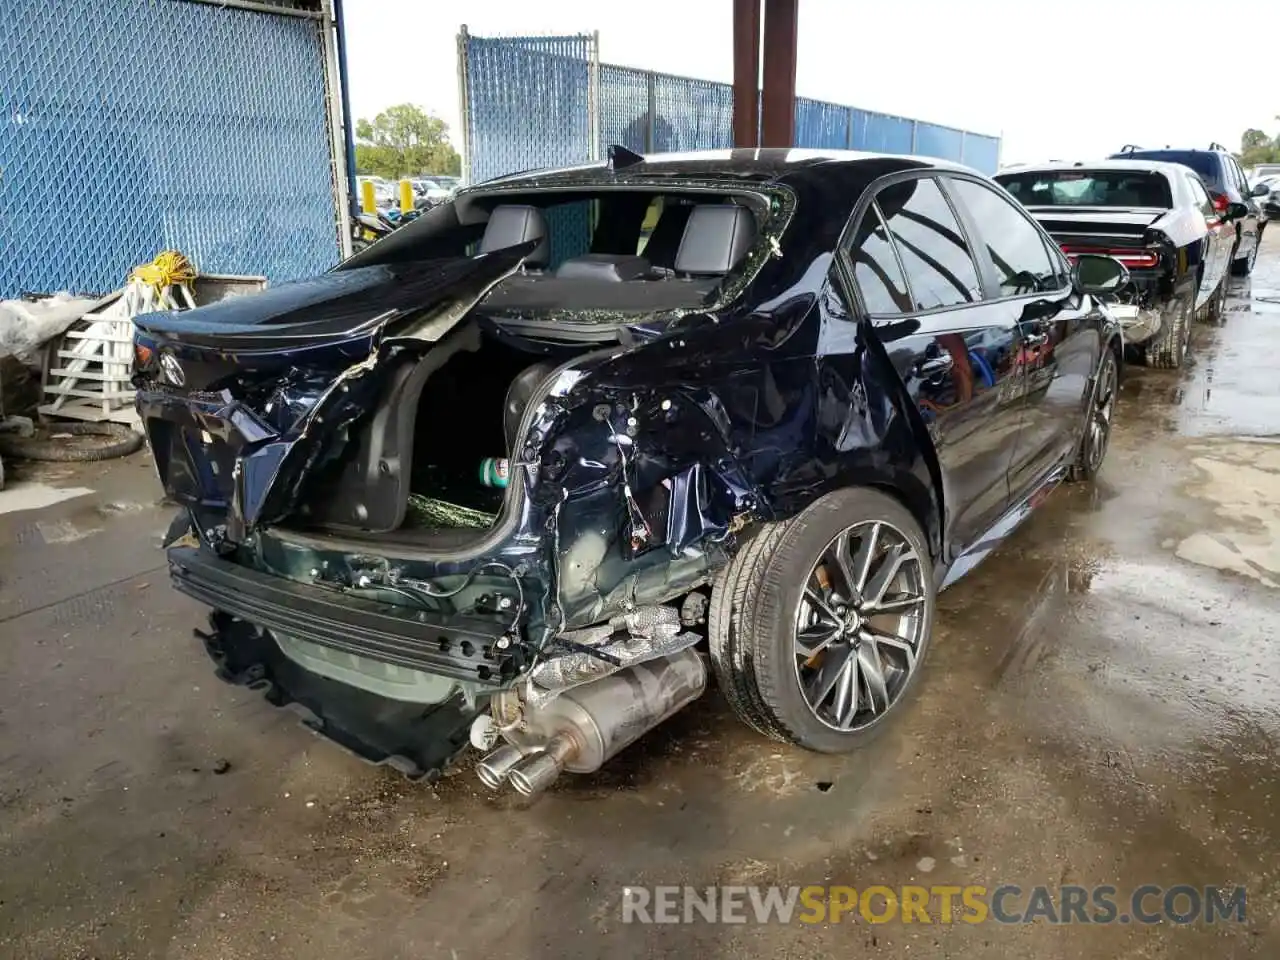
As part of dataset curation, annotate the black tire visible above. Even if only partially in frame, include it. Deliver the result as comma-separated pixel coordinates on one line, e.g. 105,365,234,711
0,422,144,462
708,488,936,752
1205,274,1229,326
1231,236,1258,276
1140,293,1192,369
1069,344,1118,482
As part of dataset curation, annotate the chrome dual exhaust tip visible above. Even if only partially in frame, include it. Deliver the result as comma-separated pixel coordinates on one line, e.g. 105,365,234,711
476,743,526,790
480,733,577,797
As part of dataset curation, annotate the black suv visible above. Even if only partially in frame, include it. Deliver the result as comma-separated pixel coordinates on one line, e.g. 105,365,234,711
1110,143,1270,275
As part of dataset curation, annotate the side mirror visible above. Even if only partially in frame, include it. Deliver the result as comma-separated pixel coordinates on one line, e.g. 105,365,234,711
1251,182,1271,198
1071,253,1130,296
1226,201,1250,220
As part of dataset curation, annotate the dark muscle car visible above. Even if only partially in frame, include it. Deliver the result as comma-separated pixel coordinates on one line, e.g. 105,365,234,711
134,148,1125,796
996,159,1243,368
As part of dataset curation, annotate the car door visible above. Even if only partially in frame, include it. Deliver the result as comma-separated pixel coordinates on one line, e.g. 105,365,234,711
1230,155,1261,260
1186,172,1229,307
839,174,1026,556
941,175,1099,500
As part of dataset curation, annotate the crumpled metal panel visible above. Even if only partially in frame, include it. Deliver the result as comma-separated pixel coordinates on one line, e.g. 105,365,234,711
527,605,698,702
0,0,339,299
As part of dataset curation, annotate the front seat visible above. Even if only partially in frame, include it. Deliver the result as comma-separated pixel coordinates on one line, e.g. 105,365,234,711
479,204,550,268
673,204,756,276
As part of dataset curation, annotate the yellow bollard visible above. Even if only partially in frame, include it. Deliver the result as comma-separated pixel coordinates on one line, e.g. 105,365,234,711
360,179,376,215
400,179,414,215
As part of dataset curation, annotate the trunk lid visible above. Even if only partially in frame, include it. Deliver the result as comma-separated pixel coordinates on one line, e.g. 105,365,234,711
1023,206,1167,249
134,250,529,544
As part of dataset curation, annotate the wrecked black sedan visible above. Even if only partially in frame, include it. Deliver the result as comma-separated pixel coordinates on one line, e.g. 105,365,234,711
134,148,1125,796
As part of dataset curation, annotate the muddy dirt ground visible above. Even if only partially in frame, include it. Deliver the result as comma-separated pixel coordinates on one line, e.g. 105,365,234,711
3,240,1280,959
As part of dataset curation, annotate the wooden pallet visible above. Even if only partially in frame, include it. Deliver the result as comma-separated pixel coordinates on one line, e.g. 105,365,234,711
38,282,192,426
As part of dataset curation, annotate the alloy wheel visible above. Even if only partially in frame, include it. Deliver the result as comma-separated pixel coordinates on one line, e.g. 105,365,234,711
793,521,927,732
1085,351,1118,473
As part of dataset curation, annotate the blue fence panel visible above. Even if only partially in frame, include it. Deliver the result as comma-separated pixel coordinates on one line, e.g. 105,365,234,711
600,64,652,153
0,0,338,298
915,123,965,164
463,35,593,183
962,135,1001,174
795,98,851,149
651,74,734,152
460,31,1004,226
854,111,915,154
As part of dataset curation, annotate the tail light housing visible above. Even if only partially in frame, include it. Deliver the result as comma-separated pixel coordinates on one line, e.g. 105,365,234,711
1059,244,1158,269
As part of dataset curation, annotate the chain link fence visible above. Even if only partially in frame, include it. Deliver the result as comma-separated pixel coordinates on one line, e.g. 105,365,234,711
460,30,1001,188
0,0,343,299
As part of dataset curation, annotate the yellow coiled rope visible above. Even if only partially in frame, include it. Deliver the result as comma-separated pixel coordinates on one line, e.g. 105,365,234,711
130,250,196,292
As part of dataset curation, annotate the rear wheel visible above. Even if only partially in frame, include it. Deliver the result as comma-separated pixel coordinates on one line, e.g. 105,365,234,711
1231,236,1258,276
1069,346,1118,482
709,488,935,752
1141,293,1192,369
1205,274,1229,326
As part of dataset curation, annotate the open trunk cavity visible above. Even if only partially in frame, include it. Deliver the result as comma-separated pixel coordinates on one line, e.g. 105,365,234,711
291,323,592,548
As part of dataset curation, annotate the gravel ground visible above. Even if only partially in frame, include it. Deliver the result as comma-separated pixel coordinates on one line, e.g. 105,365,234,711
3,236,1280,959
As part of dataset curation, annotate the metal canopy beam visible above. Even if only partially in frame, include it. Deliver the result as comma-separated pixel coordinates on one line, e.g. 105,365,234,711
732,0,761,148
759,0,798,147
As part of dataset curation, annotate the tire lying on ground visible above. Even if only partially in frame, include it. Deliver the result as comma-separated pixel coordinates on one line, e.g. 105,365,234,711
0,422,145,462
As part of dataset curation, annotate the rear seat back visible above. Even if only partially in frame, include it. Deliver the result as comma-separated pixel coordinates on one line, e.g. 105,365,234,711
674,205,756,276
479,205,550,267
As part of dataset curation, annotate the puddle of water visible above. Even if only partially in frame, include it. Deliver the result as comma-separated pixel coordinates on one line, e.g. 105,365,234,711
0,482,94,516
1174,440,1280,586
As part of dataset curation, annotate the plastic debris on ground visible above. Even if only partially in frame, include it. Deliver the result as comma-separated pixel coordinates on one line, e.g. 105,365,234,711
0,294,97,365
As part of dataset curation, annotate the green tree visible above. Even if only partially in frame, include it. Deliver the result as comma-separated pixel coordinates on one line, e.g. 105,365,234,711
1238,122,1280,169
354,103,461,179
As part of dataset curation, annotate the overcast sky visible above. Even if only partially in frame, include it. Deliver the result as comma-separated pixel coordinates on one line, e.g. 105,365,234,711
344,0,1276,168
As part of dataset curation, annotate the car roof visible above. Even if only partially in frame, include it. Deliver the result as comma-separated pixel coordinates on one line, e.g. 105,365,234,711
468,148,975,191
996,159,1192,178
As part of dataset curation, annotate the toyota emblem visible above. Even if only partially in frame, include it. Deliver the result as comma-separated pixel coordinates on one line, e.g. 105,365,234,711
159,353,185,387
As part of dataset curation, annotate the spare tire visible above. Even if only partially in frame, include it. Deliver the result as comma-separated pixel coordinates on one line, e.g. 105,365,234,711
0,422,144,462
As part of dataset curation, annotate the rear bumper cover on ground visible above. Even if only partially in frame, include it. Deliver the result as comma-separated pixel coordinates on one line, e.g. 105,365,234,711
196,609,478,780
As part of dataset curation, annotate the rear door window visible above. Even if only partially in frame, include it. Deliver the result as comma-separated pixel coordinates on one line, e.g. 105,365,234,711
875,177,983,310
844,201,913,315
1186,174,1215,217
947,178,1062,296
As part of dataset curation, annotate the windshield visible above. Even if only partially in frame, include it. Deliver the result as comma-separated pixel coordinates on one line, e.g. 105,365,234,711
996,170,1172,208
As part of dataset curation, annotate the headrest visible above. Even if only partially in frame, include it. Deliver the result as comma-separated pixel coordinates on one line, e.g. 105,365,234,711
674,204,756,276
479,205,549,267
555,254,650,282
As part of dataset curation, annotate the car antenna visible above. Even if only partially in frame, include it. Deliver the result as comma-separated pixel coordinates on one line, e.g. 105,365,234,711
607,144,645,170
